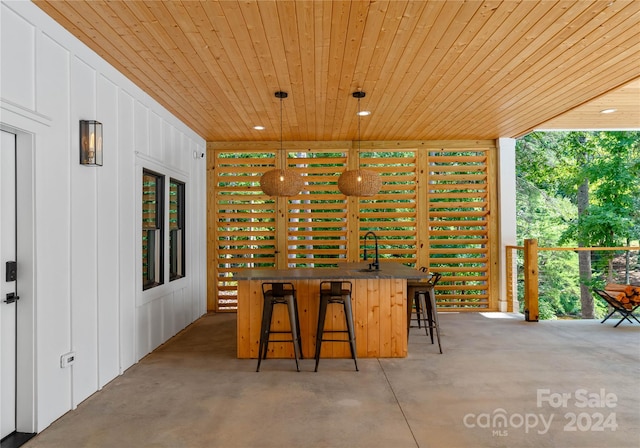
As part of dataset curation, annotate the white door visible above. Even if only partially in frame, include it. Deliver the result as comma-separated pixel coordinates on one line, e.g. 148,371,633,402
1,130,17,439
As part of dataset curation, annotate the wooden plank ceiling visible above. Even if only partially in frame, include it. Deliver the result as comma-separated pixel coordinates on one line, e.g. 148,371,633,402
34,0,640,142
539,78,640,130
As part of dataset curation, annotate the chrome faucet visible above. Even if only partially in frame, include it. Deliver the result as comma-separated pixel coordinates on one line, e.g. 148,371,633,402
363,231,380,270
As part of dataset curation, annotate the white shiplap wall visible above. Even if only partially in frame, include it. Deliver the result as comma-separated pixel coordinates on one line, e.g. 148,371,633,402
0,1,207,432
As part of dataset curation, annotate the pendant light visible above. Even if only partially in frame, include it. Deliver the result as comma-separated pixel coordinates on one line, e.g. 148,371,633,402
338,91,382,197
259,91,303,197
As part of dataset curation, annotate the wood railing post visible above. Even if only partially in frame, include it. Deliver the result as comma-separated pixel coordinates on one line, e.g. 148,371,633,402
523,238,539,322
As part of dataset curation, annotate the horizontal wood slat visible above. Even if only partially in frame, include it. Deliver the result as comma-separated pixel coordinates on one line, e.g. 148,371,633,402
210,141,498,311
424,147,493,310
287,150,349,268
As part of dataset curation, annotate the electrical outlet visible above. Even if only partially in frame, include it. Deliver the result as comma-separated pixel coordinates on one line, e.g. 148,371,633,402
60,351,76,368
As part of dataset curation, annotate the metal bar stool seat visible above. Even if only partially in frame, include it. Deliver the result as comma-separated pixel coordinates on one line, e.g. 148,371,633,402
256,282,303,372
314,281,358,372
407,270,443,354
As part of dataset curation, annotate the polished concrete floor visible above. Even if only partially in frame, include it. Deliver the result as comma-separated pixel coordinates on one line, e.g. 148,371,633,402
24,312,640,448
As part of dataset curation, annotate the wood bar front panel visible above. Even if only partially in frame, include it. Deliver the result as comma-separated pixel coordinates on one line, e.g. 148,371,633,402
237,278,407,359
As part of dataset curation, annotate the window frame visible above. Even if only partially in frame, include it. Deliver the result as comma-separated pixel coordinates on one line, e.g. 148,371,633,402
142,169,165,290
169,178,186,281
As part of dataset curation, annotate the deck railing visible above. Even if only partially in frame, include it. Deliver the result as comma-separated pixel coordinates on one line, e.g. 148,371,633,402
506,239,640,321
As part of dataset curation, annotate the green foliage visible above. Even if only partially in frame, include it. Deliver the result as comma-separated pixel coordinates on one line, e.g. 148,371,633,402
516,131,571,192
516,177,575,246
539,251,581,317
516,131,640,319
558,131,640,248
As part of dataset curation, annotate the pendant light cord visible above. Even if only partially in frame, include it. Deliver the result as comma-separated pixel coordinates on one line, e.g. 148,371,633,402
354,90,365,167
358,95,361,154
274,90,288,168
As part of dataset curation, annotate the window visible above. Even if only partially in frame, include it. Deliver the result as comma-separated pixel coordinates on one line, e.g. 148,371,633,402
169,179,185,280
142,170,164,290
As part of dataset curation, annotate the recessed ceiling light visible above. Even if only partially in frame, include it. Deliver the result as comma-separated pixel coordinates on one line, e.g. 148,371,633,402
600,108,617,114
253,125,265,130
357,110,371,116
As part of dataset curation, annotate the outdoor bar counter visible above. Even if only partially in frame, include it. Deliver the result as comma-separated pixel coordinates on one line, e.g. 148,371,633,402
234,261,430,359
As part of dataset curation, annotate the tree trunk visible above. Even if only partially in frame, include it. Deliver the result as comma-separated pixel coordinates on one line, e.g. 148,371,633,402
577,178,594,318
625,237,630,284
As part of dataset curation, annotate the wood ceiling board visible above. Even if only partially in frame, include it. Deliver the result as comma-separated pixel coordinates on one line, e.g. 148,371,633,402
378,1,468,140
161,0,260,139
229,1,280,127
537,78,640,130
424,0,578,138
32,0,640,142
334,0,374,139
431,1,634,137
103,0,238,136
512,54,640,135
445,1,640,138
414,1,535,134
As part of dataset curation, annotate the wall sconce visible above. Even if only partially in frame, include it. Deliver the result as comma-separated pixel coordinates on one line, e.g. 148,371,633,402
79,120,103,166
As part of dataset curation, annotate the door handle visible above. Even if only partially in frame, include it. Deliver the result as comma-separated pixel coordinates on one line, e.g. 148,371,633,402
4,292,19,304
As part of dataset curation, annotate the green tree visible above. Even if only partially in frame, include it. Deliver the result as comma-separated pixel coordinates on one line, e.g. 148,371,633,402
516,131,640,318
560,132,640,276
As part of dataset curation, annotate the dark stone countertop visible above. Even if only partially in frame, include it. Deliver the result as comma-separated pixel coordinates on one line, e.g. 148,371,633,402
232,261,431,281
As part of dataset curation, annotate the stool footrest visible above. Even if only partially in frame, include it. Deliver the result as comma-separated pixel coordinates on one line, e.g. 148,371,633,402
321,338,354,343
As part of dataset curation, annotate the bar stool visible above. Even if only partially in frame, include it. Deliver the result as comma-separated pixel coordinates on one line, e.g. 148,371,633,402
407,270,443,354
256,282,303,372
314,281,358,372
407,268,432,335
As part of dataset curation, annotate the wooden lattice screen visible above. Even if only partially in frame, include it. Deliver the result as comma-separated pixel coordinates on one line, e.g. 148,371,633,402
208,141,498,312
287,149,349,268
211,150,277,311
424,148,493,309
360,150,417,265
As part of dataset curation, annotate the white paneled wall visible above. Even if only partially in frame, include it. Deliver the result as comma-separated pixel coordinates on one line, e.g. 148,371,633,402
70,54,100,409
96,74,120,388
118,90,137,373
1,4,35,109
0,1,207,433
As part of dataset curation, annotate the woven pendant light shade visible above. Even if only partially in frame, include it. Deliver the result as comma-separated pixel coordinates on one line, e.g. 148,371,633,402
338,90,382,197
259,90,304,197
260,168,304,197
338,169,381,197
